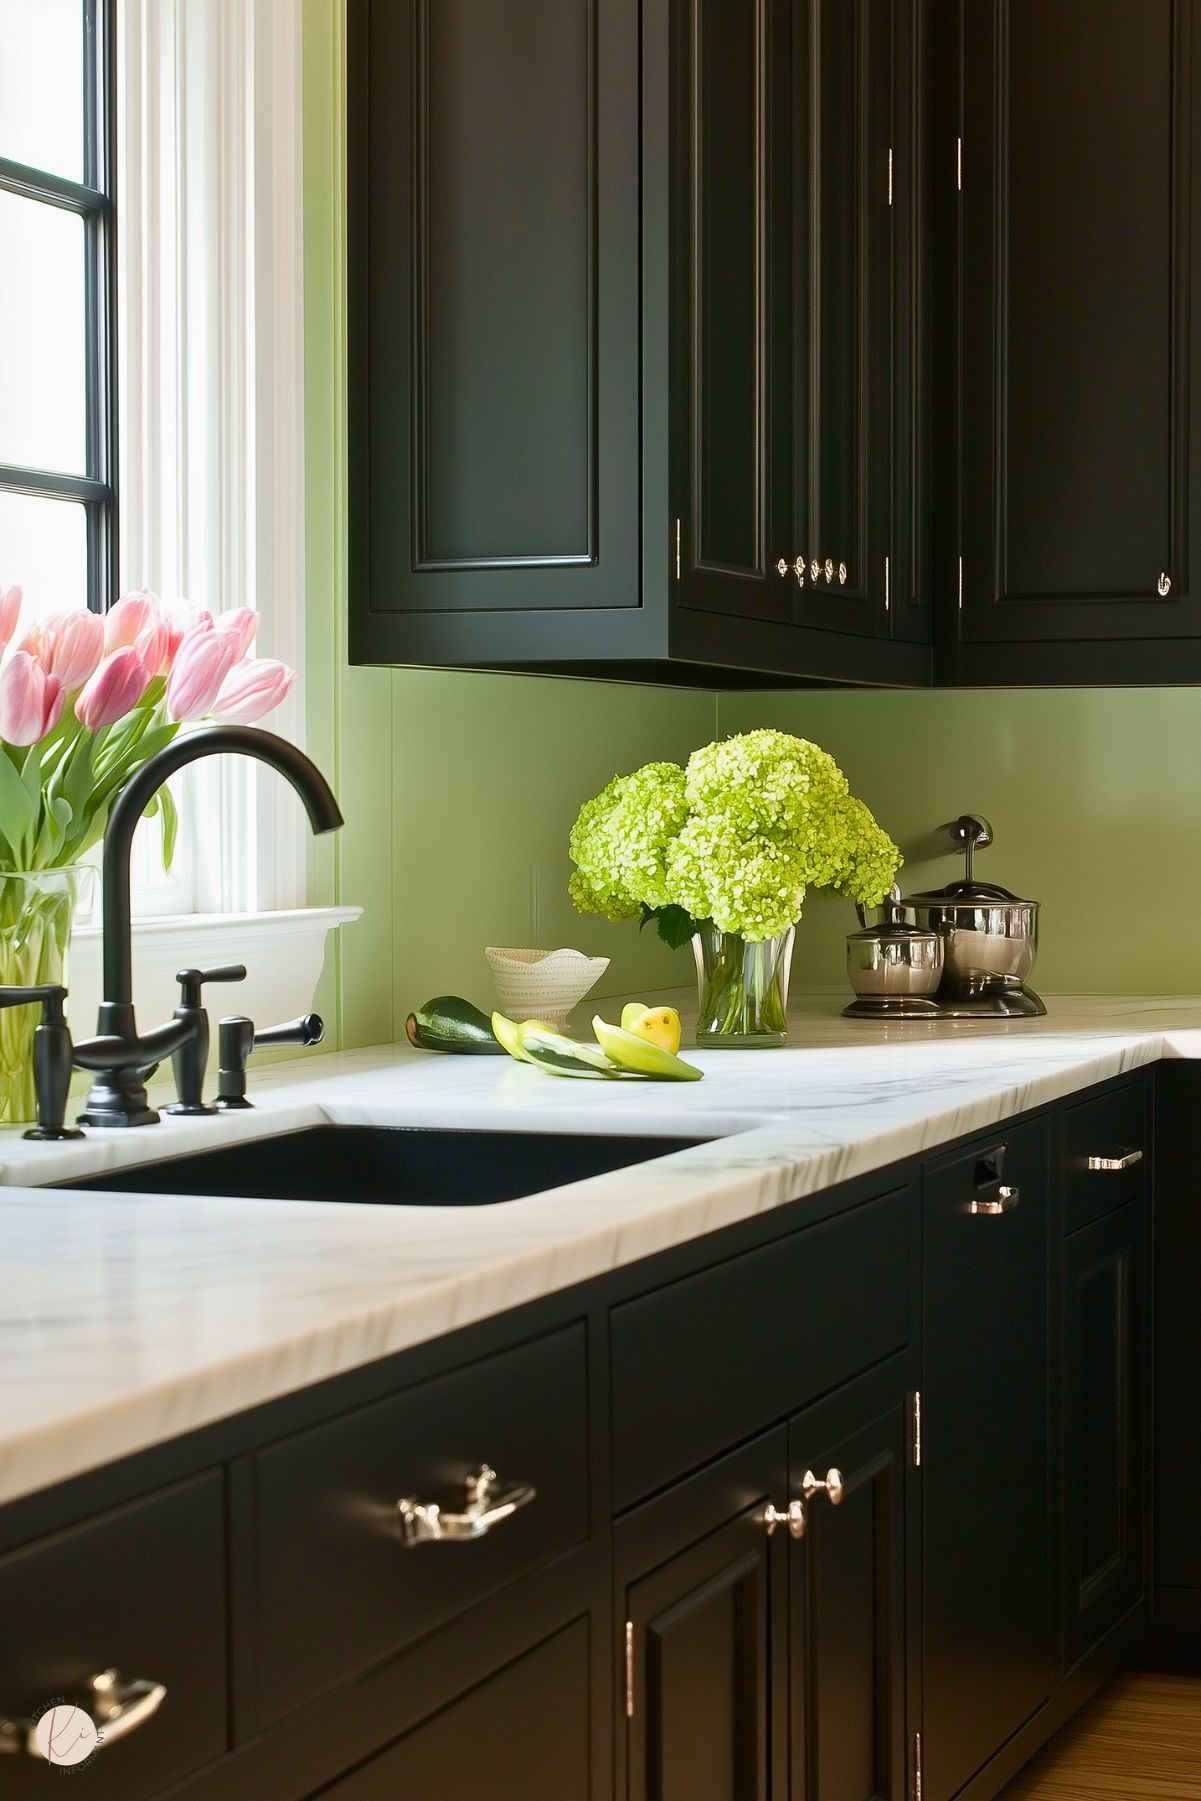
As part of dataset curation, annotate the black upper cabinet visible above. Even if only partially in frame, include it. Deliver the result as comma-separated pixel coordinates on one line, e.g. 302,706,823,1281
349,0,927,687
945,0,1201,683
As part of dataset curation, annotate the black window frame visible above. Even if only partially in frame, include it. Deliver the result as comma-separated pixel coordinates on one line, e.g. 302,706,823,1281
0,0,117,614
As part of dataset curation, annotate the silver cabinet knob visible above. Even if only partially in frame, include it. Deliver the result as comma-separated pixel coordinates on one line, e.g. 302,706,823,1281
810,558,821,581
838,562,848,584
1158,572,1172,595
824,558,835,581
0,1669,166,1758
397,1464,535,1547
966,1184,1020,1215
776,558,789,577
762,1500,806,1539
1087,1148,1143,1171
801,1467,845,1506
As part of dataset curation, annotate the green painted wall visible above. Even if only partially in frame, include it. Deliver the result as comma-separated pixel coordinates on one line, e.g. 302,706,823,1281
718,687,1201,994
302,1,712,1046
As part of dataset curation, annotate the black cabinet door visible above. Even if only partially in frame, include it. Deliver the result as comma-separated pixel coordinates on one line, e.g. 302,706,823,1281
316,1619,591,1801
788,1363,909,1801
670,0,794,628
1060,1199,1148,1670
792,0,902,641
349,0,644,665
922,1119,1051,1801
957,0,1201,659
618,1430,789,1801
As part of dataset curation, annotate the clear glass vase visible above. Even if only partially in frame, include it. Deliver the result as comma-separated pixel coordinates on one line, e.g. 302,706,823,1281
692,921,796,1048
0,866,93,1125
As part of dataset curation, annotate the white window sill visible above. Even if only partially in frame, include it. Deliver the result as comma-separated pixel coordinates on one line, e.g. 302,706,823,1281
68,907,362,1036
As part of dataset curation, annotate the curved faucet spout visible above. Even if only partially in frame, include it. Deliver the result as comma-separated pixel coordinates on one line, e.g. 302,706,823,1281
76,726,343,1128
102,726,344,1007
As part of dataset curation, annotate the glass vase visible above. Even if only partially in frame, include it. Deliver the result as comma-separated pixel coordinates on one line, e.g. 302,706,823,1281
0,866,93,1125
692,921,796,1048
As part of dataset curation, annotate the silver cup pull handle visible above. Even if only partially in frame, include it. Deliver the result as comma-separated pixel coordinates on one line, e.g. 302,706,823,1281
1087,1148,1143,1171
0,1669,166,1758
966,1184,1020,1215
397,1464,536,1548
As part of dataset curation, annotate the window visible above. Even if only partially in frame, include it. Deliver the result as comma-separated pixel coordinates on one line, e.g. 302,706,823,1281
0,0,117,620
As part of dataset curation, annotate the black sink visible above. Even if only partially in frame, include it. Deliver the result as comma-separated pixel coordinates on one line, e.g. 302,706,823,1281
54,1124,705,1206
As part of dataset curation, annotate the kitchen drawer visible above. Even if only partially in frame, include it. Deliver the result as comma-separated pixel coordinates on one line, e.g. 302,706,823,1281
0,1473,226,1800
1062,1078,1147,1234
247,1322,589,1728
610,1186,912,1510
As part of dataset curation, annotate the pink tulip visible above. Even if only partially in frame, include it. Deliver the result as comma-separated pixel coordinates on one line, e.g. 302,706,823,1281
165,625,239,721
211,657,296,725
0,652,64,746
104,590,160,654
162,602,214,669
215,607,258,657
20,610,104,691
0,586,22,653
75,648,153,730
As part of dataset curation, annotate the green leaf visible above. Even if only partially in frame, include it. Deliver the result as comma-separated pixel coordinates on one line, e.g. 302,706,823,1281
0,749,38,864
644,904,699,951
158,783,179,871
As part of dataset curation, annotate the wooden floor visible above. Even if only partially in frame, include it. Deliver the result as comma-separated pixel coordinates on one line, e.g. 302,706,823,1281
999,1675,1201,1800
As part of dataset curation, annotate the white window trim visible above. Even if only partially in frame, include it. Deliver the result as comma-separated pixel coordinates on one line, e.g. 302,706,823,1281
117,0,308,916
70,907,362,1040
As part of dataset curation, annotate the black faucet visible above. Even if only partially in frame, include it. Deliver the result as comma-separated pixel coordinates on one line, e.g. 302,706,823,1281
65,726,343,1129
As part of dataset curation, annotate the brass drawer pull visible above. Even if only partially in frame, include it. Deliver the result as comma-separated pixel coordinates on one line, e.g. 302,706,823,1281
762,1500,806,1539
397,1464,536,1548
801,1466,845,1506
966,1184,1020,1215
1087,1148,1143,1171
0,1669,166,1758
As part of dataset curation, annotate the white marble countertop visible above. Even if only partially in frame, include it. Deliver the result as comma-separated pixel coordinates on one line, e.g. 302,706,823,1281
3,991,1200,1508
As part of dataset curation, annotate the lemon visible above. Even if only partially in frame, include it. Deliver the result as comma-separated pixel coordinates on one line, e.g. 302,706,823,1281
623,1004,683,1055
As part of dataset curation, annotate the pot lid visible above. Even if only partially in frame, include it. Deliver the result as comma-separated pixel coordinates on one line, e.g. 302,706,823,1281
904,878,1038,907
848,920,940,943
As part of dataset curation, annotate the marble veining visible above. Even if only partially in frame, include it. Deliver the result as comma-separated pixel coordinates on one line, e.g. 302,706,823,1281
2,991,1199,1507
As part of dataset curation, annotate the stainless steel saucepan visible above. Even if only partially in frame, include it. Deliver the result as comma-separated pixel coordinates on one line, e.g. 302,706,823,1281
899,815,1040,1000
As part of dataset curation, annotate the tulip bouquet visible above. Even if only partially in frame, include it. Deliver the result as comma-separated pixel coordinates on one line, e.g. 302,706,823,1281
0,582,296,1121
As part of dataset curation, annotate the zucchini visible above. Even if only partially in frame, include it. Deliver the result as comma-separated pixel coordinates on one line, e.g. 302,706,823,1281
405,996,506,1055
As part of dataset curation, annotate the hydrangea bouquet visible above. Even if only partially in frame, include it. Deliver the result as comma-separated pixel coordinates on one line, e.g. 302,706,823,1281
569,729,901,1044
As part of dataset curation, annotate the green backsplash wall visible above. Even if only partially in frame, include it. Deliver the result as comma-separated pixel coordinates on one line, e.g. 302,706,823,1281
303,0,713,1046
718,688,1201,994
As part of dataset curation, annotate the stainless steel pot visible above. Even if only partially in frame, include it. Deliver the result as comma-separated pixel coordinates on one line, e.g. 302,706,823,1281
899,815,1040,999
847,889,944,1000
900,881,1039,996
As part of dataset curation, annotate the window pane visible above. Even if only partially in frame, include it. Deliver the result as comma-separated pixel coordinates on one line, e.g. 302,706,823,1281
0,191,87,474
0,491,88,617
0,0,85,181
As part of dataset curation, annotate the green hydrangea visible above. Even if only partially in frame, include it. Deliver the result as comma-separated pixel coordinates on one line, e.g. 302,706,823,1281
567,761,689,923
569,730,901,944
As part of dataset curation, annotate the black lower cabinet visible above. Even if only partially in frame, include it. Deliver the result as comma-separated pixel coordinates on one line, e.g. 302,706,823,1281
922,1119,1052,1801
315,1618,592,1799
1060,1200,1147,1670
789,1362,911,1801
618,1430,789,1801
0,1070,1161,1801
617,1360,912,1801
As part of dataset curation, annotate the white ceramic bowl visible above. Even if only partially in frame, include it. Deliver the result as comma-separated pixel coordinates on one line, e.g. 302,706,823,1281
485,946,610,1032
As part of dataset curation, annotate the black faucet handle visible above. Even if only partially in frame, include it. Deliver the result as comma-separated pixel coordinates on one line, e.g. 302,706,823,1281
0,983,67,1015
175,965,247,1008
6,986,84,1143
254,1013,324,1051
